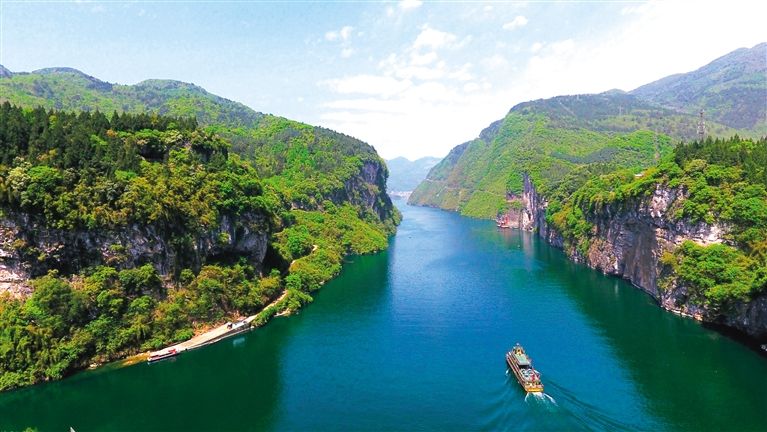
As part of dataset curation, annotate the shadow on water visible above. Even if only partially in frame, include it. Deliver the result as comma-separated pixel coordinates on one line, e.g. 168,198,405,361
0,316,287,431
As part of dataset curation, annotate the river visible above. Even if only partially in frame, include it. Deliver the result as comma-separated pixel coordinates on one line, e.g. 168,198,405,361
1,202,766,431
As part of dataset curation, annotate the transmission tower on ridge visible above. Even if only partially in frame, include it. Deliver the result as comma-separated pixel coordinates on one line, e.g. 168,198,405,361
654,116,662,162
697,110,706,142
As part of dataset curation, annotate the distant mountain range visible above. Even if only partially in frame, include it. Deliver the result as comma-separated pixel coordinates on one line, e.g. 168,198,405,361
0,64,390,186
631,42,766,134
386,156,442,192
0,66,263,126
410,43,766,218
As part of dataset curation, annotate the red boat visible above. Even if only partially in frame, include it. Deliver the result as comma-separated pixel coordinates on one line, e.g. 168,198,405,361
147,348,180,363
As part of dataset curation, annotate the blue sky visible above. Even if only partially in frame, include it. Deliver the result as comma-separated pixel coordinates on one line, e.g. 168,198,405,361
1,0,765,159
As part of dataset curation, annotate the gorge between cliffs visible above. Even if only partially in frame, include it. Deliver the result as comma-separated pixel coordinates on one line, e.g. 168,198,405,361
481,173,767,341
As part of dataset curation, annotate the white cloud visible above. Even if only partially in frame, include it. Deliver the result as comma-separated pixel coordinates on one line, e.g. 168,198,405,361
503,16,528,31
512,2,766,104
325,25,356,58
323,75,412,98
399,0,423,10
325,31,338,41
316,1,767,159
340,26,354,41
448,63,473,81
482,54,508,70
463,82,481,93
413,26,458,50
325,25,354,42
410,51,438,66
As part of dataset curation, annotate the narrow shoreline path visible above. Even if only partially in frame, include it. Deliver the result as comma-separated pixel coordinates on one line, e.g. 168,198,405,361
130,289,291,364
138,244,321,363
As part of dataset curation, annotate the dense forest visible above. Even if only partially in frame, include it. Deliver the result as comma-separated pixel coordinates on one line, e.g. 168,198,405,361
548,136,767,310
0,67,398,227
408,94,694,217
0,103,397,391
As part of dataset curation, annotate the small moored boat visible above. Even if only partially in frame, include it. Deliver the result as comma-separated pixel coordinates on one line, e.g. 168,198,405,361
506,343,544,393
226,320,249,334
147,348,180,363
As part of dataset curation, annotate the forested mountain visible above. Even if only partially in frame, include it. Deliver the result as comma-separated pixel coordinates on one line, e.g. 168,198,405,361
410,44,767,338
410,44,764,219
631,42,766,134
0,67,262,127
0,65,400,222
386,156,441,192
408,91,744,217
0,66,392,204
0,67,400,391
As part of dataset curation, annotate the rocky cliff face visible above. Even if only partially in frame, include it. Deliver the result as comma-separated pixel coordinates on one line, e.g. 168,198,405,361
0,211,268,298
343,160,397,224
320,159,398,227
503,174,767,340
0,158,398,299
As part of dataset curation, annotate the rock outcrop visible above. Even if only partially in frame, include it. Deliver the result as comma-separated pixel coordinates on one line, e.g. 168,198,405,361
341,160,397,223
502,174,767,340
0,157,397,299
0,211,268,298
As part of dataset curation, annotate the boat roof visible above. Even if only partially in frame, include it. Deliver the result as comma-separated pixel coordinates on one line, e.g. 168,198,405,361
513,352,531,366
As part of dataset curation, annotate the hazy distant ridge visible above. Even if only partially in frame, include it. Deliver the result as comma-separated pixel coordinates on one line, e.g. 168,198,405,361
386,156,442,192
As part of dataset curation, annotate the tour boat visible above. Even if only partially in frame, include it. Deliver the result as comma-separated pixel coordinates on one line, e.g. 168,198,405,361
506,343,544,393
147,348,180,363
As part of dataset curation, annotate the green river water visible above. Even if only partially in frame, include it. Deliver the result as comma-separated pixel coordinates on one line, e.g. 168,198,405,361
1,202,766,431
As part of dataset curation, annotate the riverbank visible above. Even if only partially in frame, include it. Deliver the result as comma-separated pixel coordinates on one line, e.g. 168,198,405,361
4,204,766,431
117,289,292,368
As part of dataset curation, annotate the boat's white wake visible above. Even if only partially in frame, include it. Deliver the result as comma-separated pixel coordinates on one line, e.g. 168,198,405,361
525,392,557,405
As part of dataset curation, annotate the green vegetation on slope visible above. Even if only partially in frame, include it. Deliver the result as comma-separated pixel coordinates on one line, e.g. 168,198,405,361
631,42,767,134
0,69,262,127
549,136,767,309
0,67,398,228
0,104,397,391
0,104,268,232
408,92,713,218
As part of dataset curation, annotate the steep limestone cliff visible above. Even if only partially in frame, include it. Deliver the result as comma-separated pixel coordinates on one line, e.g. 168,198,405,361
502,174,767,340
0,157,398,299
340,160,398,225
0,211,268,298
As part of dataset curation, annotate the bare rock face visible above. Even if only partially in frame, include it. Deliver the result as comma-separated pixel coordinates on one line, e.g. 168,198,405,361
504,176,767,340
0,211,268,297
583,186,728,298
0,157,397,299
326,160,397,224
505,176,540,231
